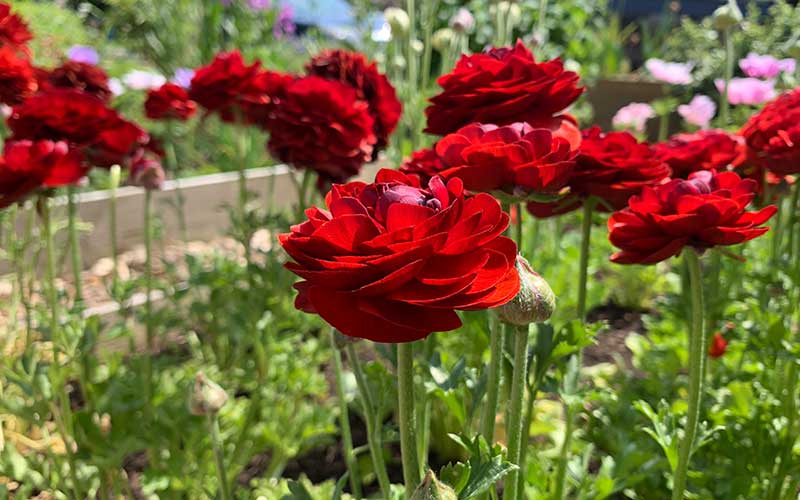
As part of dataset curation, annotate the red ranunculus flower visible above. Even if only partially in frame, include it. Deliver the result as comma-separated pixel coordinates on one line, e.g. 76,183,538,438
128,147,165,190
433,122,576,196
0,46,37,105
740,88,800,176
306,49,402,150
528,127,670,217
608,170,776,264
280,169,520,342
425,40,583,137
145,82,197,121
8,89,148,167
708,332,728,358
188,50,262,113
0,3,32,50
267,76,376,182
399,148,446,186
43,60,113,102
229,69,293,126
654,130,745,178
0,140,87,208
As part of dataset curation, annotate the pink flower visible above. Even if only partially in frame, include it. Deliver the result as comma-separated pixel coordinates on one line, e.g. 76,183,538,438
678,95,716,129
612,102,655,133
715,78,776,106
645,58,693,85
739,53,795,79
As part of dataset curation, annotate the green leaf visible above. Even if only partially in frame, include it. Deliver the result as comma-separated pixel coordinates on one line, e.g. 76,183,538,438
281,480,315,500
458,455,518,500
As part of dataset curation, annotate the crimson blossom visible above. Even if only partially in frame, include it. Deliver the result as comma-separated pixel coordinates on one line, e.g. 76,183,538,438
0,140,87,208
42,60,113,102
608,170,776,264
425,40,583,148
279,169,520,342
0,45,37,105
654,130,745,179
399,148,446,186
145,82,197,121
740,88,800,176
0,2,32,50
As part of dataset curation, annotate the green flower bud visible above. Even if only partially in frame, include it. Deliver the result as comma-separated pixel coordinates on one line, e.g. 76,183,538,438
788,41,800,60
496,255,556,325
189,372,228,416
109,164,121,191
712,0,742,31
411,470,458,500
384,7,410,37
431,28,454,52
411,39,424,55
507,3,522,28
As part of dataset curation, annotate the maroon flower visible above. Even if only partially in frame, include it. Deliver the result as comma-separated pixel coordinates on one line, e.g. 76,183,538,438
654,130,745,178
8,89,148,167
0,2,32,51
0,46,37,105
708,332,728,358
740,88,800,176
279,169,520,342
230,69,293,126
306,49,402,150
399,148,447,186
425,40,583,137
128,148,165,190
527,127,670,217
188,50,261,115
433,122,576,196
42,60,112,102
145,83,197,121
0,140,87,208
267,76,376,182
608,170,776,264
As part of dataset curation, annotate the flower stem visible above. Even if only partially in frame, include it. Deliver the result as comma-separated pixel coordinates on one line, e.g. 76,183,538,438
785,183,800,259
109,165,121,298
553,403,574,499
67,186,83,308
480,316,504,445
346,343,392,499
208,412,232,500
143,190,155,420
420,0,439,90
40,197,59,345
397,342,421,497
165,127,188,243
515,203,524,253
503,325,530,500
328,329,363,499
577,199,595,320
671,250,706,500
720,27,734,127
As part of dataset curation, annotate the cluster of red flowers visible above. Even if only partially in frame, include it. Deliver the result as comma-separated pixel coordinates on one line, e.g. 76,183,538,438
0,2,156,207
149,49,402,185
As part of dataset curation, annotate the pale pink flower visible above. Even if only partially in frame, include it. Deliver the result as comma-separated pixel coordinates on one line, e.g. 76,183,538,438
645,58,693,85
612,102,655,133
678,95,716,129
715,78,776,105
739,53,795,79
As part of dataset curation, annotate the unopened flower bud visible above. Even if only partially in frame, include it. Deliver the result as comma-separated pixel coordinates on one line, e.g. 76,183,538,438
712,0,742,31
129,150,165,191
450,8,475,33
109,164,121,190
189,372,228,416
411,39,424,55
432,28,454,52
411,470,458,500
507,3,522,27
496,255,555,325
384,7,410,37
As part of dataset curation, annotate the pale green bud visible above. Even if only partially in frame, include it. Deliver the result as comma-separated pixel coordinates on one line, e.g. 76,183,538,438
411,470,458,500
189,372,228,416
384,7,410,37
712,0,742,31
496,255,556,325
431,28,454,52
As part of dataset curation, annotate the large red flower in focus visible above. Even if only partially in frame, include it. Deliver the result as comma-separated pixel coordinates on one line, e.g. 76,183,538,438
425,41,583,138
399,148,446,186
267,76,376,182
306,49,402,150
608,170,776,264
0,140,87,208
740,88,800,176
145,82,197,121
8,89,147,167
42,61,113,102
527,127,670,217
280,169,520,342
0,46,37,105
0,3,32,50
654,130,745,179
434,122,576,196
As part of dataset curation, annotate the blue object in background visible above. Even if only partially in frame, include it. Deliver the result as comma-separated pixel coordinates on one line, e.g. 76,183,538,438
280,0,387,43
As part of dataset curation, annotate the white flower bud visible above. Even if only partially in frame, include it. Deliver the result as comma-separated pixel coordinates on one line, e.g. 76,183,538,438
432,28,454,52
712,0,742,31
384,7,410,37
189,372,228,416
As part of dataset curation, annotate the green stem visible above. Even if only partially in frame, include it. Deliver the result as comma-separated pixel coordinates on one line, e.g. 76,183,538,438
553,404,574,499
67,186,83,308
517,380,538,497
236,126,251,257
346,343,392,499
785,183,800,260
503,325,530,500
165,128,188,243
329,330,363,499
671,250,706,500
143,190,154,420
208,413,232,500
480,316,504,445
658,111,669,142
536,0,549,43
767,359,799,500
109,166,121,298
397,342,421,497
720,28,734,127
40,197,59,345
406,0,418,150
577,199,595,320
514,203,523,254
420,0,439,90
